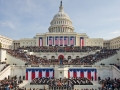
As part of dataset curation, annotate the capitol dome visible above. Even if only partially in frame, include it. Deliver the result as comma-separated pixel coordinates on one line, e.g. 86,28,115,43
53,7,70,20
48,1,74,33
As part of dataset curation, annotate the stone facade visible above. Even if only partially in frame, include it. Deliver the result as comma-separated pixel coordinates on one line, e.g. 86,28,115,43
0,35,13,49
103,36,120,49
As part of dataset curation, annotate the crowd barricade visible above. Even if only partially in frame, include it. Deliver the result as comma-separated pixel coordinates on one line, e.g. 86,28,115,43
49,86,73,90
74,85,99,90
31,65,39,67
25,85,49,89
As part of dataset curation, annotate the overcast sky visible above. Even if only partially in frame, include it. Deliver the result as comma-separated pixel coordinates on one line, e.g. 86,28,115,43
0,0,120,40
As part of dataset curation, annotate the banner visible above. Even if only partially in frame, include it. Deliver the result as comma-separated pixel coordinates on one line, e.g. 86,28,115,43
68,69,97,81
26,68,54,81
80,37,84,47
39,37,43,46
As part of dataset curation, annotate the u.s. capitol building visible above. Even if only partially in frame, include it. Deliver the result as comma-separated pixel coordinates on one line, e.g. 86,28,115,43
0,1,120,50
14,2,103,48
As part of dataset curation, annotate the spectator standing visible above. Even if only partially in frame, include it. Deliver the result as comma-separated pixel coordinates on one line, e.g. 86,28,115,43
59,57,63,65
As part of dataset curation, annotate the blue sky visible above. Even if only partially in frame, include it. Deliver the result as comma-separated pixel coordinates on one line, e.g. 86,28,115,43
0,0,120,40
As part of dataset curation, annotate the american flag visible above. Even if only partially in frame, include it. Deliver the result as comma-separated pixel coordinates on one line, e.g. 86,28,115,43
80,37,84,47
70,37,74,46
49,37,52,46
55,37,59,46
60,37,63,46
39,37,43,46
64,37,68,46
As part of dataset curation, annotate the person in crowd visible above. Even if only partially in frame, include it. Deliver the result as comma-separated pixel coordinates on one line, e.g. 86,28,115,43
99,78,120,90
0,75,23,90
59,57,63,65
91,76,93,81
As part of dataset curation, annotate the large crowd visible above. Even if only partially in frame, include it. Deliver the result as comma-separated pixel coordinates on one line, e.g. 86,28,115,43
0,75,23,90
99,77,120,90
0,46,119,90
18,46,102,52
7,46,118,65
71,49,117,65
30,77,93,90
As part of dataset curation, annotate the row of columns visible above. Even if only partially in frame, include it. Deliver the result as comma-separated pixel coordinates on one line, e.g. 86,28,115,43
50,27,73,33
14,43,20,49
46,36,76,46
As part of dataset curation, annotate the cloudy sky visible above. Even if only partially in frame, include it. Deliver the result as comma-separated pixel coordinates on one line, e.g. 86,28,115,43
0,0,120,40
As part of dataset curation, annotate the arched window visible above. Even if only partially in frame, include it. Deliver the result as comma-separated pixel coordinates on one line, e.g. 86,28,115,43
51,56,55,59
43,56,47,59
76,56,79,59
68,56,71,59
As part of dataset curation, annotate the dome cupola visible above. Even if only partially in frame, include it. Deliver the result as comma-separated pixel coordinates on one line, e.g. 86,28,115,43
48,1,74,33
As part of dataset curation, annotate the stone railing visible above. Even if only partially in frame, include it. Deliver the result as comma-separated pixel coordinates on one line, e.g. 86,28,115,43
11,65,111,68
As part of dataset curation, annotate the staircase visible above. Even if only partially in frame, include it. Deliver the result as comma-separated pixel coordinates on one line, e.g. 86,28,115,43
0,65,11,80
0,64,6,71
94,54,118,65
19,80,30,88
112,65,120,79
6,53,26,65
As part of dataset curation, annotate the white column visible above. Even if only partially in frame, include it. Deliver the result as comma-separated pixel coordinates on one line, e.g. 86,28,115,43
74,36,75,46
54,36,55,46
48,36,49,46
84,37,86,46
69,36,70,46
46,37,47,46
63,36,64,46
58,36,60,46
60,27,61,32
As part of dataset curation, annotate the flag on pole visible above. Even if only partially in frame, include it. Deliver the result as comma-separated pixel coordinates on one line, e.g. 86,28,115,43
80,37,84,47
64,37,68,46
39,37,43,46
49,37,52,46
70,37,74,46
60,37,63,46
55,37,59,46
